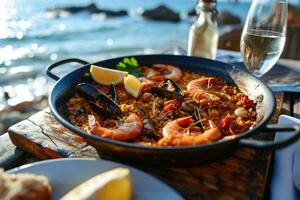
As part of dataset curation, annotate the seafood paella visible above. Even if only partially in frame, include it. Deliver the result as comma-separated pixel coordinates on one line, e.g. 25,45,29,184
67,57,257,146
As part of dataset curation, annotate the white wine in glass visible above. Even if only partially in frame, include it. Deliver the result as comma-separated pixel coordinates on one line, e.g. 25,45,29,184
240,0,287,77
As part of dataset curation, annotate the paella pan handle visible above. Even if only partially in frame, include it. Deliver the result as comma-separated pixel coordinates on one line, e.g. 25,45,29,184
238,124,300,150
46,58,89,81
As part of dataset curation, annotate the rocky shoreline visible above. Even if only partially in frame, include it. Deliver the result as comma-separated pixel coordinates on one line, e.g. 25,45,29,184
47,3,242,25
0,95,48,135
0,74,52,135
47,3,128,18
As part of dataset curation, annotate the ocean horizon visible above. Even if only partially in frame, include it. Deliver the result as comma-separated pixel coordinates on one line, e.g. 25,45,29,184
1,0,298,73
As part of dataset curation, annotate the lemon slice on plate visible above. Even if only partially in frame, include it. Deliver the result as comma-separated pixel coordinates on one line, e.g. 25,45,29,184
90,65,128,86
124,74,143,98
61,168,132,200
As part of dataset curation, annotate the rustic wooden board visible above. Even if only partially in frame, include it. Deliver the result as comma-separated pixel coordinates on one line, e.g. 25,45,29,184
0,133,28,170
7,94,284,200
8,109,98,160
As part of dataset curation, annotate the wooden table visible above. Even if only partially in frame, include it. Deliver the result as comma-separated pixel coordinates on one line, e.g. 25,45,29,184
0,92,299,199
0,60,300,200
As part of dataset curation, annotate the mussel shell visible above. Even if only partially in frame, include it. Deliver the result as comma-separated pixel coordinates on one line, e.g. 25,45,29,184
151,79,184,99
97,95,123,117
89,101,113,119
162,79,183,94
76,83,105,102
141,130,160,140
141,121,160,140
76,82,122,119
151,87,182,99
76,82,117,102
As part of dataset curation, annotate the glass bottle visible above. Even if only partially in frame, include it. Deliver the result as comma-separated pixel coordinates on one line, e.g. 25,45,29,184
187,0,219,59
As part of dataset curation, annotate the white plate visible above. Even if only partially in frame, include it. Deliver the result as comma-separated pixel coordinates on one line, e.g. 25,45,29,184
270,115,300,200
7,158,184,200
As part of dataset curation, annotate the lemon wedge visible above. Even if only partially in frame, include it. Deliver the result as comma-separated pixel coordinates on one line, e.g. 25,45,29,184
90,65,128,86
61,168,132,200
124,74,143,98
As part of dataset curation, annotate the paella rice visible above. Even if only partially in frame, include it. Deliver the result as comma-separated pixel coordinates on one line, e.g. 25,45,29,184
66,62,257,146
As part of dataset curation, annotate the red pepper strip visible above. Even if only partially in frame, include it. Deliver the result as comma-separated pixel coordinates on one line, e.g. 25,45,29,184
242,96,255,109
220,114,235,129
163,99,180,113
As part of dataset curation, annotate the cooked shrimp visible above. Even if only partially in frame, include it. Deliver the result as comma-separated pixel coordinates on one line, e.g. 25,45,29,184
187,77,221,101
149,64,183,82
160,116,222,146
86,113,143,141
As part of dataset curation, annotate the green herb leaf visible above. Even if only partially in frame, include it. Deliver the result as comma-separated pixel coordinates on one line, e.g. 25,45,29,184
116,57,142,77
116,62,127,70
129,57,138,66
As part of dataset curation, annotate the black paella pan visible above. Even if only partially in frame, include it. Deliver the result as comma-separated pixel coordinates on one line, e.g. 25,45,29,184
46,55,300,166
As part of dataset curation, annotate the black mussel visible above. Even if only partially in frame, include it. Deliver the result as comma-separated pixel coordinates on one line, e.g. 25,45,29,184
75,83,122,119
76,83,104,102
151,78,184,99
96,93,122,117
89,101,113,119
141,121,160,140
141,130,160,140
76,83,117,101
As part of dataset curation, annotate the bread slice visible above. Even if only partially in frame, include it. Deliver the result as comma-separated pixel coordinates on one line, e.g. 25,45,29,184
0,169,52,200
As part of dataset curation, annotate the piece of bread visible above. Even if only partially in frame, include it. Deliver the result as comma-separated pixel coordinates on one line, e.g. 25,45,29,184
0,169,52,200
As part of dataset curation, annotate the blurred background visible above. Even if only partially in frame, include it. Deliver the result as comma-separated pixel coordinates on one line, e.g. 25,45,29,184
1,0,300,135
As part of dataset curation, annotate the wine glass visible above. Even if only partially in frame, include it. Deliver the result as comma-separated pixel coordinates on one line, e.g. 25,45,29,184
240,0,287,77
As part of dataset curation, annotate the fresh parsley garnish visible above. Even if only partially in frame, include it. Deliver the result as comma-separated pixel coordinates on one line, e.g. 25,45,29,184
117,57,143,77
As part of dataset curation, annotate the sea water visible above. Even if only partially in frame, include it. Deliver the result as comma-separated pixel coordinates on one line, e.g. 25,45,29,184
0,0,253,72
